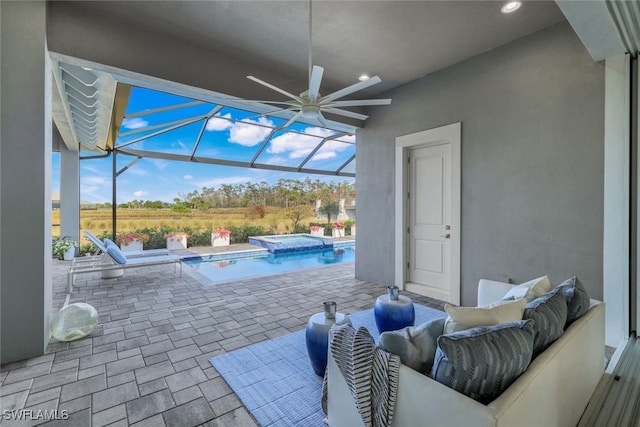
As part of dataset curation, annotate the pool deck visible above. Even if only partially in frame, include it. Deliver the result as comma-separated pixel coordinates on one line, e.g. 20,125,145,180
0,236,444,427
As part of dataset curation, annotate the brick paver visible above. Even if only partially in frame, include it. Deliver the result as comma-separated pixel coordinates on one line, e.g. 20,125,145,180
0,247,444,425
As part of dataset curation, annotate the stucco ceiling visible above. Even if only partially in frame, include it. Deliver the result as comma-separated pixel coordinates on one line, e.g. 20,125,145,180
69,0,566,97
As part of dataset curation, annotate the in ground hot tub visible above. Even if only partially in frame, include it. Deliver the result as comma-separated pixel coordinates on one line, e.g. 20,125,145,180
248,234,333,254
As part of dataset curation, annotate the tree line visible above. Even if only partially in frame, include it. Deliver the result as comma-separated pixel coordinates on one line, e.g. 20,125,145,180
91,178,355,211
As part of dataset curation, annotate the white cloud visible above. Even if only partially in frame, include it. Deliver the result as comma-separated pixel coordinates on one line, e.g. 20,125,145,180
133,190,148,198
206,113,233,131
336,134,356,143
196,175,255,188
228,117,274,147
126,168,149,176
305,127,335,138
184,174,193,180
267,127,337,159
122,117,149,129
149,159,169,170
263,155,288,165
83,176,109,186
312,140,351,160
80,185,110,203
81,165,102,174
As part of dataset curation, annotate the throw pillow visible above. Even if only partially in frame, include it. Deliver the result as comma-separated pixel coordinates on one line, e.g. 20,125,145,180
431,320,535,404
443,298,526,334
378,317,446,374
104,238,128,265
556,276,590,327
523,287,567,354
502,276,551,301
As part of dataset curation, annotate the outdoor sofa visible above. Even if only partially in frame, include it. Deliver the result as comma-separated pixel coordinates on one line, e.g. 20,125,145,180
326,278,605,427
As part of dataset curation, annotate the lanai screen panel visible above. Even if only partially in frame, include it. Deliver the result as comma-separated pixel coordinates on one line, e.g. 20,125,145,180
114,86,356,177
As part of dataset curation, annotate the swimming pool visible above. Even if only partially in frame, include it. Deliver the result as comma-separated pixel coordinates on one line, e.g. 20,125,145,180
183,243,355,284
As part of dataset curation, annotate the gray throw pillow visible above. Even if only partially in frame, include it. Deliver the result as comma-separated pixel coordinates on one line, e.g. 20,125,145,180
556,276,590,327
431,320,535,404
104,238,128,265
378,317,445,374
523,287,567,354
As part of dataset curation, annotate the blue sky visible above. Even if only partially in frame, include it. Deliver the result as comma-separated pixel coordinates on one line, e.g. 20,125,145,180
52,87,355,203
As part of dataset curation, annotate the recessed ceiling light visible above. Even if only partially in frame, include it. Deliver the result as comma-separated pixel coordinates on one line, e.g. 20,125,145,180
358,74,370,82
501,1,522,14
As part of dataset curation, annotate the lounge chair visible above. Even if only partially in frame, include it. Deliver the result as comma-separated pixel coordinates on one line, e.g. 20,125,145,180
83,231,169,258
67,232,182,293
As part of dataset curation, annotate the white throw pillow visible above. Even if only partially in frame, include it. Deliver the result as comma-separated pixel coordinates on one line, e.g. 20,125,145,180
443,298,527,334
502,276,551,301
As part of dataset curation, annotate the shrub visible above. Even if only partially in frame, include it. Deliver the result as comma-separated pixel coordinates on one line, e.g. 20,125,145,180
292,223,309,234
227,225,273,243
79,243,97,256
52,239,78,259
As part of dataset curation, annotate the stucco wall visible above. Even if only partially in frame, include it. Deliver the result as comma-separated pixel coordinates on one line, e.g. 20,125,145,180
356,22,604,306
1,1,52,363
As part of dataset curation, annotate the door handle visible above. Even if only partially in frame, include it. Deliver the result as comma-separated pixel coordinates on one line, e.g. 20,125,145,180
440,234,450,239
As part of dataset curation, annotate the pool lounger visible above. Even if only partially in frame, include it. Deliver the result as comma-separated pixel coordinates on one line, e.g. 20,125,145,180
83,231,169,258
67,232,182,293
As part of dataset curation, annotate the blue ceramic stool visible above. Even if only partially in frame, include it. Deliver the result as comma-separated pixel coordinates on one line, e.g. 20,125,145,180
374,294,415,333
305,312,349,376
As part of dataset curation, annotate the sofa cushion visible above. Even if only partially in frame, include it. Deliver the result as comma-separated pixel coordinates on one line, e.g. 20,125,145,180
502,276,551,301
556,276,590,327
443,298,526,334
431,320,535,404
379,317,446,374
523,287,567,354
104,238,128,265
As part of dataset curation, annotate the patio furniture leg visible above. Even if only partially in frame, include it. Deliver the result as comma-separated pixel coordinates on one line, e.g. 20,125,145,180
67,270,74,293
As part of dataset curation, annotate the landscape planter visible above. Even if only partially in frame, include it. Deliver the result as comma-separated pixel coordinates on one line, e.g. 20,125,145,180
310,227,325,237
350,225,356,237
63,247,75,261
120,240,143,252
211,233,230,247
166,236,188,250
332,228,345,238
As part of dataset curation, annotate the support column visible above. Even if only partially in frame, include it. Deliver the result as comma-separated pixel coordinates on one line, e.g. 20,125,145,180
603,54,631,347
59,139,80,243
0,1,52,363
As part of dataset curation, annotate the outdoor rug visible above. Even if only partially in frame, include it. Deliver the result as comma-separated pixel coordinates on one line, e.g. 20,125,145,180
210,304,445,427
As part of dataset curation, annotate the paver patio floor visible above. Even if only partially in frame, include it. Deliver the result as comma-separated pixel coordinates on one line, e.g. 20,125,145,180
1,248,444,426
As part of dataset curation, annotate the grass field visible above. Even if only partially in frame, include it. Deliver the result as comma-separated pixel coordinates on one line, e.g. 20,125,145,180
52,207,322,242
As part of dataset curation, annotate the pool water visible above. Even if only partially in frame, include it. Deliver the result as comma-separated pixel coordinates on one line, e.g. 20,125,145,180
184,245,355,284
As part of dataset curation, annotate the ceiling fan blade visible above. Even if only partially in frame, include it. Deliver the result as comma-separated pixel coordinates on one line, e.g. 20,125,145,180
317,112,329,128
324,107,369,121
240,99,299,106
247,75,303,102
239,107,298,122
326,99,392,107
320,75,382,103
308,65,324,101
281,110,304,128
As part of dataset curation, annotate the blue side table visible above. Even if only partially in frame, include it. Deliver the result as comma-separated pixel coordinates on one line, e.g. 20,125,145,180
305,312,349,376
374,294,415,333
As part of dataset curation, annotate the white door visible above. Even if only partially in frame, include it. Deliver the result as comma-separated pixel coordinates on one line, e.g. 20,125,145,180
406,144,453,301
395,122,460,304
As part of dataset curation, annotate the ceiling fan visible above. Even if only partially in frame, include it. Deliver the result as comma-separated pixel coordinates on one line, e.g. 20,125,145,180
245,1,391,129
